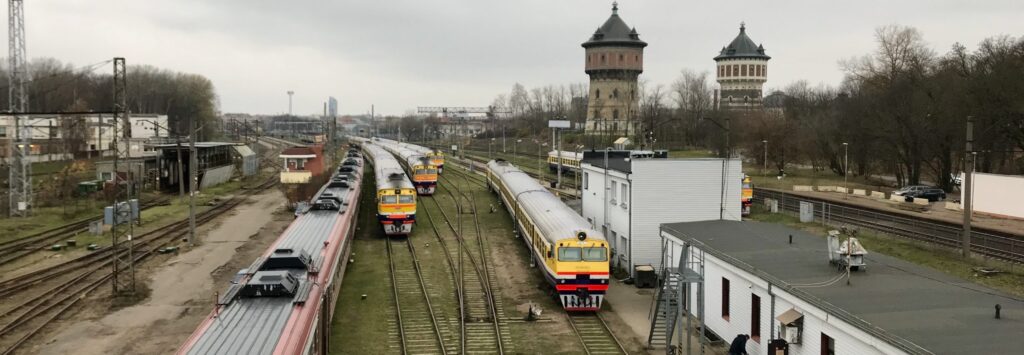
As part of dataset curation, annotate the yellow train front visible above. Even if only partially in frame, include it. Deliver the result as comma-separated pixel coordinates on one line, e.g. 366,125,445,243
408,157,438,195
376,181,417,235
741,175,753,216
425,149,445,174
487,159,609,311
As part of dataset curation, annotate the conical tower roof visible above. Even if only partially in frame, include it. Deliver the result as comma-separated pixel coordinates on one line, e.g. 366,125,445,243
582,2,647,49
715,22,770,60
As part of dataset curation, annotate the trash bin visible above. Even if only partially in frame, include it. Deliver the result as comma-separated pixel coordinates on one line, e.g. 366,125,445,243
634,265,656,288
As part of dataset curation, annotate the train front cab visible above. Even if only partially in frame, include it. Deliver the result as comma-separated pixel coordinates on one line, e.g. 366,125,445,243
377,187,416,235
546,234,609,311
411,163,438,195
427,150,445,174
741,175,753,216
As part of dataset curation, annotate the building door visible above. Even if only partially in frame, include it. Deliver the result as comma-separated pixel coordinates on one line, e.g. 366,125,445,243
610,231,618,268
620,235,628,270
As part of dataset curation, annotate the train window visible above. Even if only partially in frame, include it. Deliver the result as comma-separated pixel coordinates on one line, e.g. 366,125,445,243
558,247,582,261
582,247,608,261
399,195,414,204
381,195,398,204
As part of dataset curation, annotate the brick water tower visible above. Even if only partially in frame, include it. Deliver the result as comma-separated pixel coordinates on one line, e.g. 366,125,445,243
583,2,646,139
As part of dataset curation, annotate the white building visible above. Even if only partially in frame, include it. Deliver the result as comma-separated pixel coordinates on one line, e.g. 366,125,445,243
659,220,1023,355
580,151,742,277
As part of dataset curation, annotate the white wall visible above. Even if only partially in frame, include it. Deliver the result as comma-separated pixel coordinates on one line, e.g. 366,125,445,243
631,159,742,272
581,158,742,276
964,172,1024,219
673,235,909,355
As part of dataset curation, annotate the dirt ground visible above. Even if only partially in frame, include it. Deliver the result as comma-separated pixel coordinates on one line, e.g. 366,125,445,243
27,189,292,355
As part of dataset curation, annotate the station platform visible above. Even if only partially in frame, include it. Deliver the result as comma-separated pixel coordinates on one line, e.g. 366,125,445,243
605,279,725,354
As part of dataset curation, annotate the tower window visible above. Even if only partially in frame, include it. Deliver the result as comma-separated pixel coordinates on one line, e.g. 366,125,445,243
742,65,747,76
601,54,606,64
613,109,619,119
595,89,601,98
733,65,738,76
612,89,619,99
619,54,624,62
588,55,591,63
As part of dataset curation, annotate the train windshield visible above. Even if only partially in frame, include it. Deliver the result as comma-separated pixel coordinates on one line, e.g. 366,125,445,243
399,195,414,204
582,247,608,261
415,168,437,175
558,247,582,261
381,195,398,204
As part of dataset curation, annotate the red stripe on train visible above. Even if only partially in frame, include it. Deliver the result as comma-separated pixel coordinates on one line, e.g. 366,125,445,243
555,284,609,291
556,271,609,276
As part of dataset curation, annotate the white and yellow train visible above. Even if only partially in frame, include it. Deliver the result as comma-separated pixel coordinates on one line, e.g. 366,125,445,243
357,138,417,235
380,141,438,195
487,159,609,311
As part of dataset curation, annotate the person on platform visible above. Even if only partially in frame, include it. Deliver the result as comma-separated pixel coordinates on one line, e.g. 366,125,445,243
728,334,750,355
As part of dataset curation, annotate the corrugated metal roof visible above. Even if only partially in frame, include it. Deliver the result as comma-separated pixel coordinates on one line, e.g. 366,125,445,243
185,185,352,355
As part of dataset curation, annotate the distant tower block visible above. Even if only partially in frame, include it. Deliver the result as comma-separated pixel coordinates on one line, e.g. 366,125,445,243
715,22,770,109
583,2,647,138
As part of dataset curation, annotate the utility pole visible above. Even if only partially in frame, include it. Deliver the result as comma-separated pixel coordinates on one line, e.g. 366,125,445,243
188,115,198,247
962,116,974,258
8,0,31,217
111,57,135,294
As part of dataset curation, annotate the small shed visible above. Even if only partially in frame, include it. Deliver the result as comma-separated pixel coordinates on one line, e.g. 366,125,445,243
233,145,258,177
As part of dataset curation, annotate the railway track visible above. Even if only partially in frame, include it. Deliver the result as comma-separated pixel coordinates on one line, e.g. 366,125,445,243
567,313,628,355
385,236,449,355
0,197,172,267
754,188,1024,263
0,178,277,354
428,172,509,354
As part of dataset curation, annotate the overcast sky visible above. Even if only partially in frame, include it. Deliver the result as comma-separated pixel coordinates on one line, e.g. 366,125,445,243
16,0,1024,116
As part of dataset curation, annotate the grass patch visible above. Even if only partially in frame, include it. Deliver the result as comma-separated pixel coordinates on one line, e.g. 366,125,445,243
745,166,893,193
747,205,1024,297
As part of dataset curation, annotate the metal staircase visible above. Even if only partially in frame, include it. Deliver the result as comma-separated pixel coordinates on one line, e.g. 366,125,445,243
648,242,705,354
648,268,683,347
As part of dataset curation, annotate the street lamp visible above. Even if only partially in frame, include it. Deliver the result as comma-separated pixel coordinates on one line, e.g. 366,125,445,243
843,142,849,199
514,139,522,165
762,140,768,178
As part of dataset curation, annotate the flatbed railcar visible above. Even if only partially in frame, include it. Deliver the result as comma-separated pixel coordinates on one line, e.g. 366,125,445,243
379,140,438,195
177,153,363,355
360,139,417,235
486,159,610,311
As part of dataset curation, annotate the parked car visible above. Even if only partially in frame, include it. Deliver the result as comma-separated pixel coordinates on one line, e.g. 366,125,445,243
906,188,947,202
892,185,930,196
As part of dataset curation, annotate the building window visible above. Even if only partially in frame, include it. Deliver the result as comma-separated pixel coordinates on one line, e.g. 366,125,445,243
751,294,761,342
610,181,617,204
821,333,835,355
742,65,748,76
601,54,606,64
721,277,730,319
733,65,739,76
595,89,601,98
612,88,619,99
764,66,767,76
612,109,619,119
0,126,6,138
583,172,589,190
587,55,591,63
618,53,624,62
620,184,628,205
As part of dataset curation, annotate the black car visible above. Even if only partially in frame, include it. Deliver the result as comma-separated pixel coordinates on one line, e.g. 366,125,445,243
906,188,946,202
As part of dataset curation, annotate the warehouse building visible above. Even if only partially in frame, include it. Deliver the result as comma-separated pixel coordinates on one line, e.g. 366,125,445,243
659,220,1024,354
580,150,742,277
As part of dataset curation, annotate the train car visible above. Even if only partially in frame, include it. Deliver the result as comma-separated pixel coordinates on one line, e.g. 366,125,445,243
377,138,445,174
486,159,609,311
547,150,583,173
378,141,438,195
741,174,753,216
177,158,363,355
362,142,417,235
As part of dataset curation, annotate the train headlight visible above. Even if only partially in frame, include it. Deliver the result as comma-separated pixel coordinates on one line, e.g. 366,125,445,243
576,231,587,241
560,280,565,284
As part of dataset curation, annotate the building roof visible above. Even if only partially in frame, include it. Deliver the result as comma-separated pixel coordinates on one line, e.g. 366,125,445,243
151,142,238,149
714,23,770,60
281,147,316,156
661,220,1024,355
582,2,647,49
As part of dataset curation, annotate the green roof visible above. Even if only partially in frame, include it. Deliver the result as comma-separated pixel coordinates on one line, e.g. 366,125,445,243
715,23,770,60
582,2,647,49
